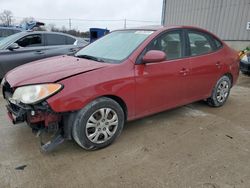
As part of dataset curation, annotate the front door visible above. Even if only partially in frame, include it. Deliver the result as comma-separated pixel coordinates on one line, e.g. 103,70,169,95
134,30,190,118
0,34,45,77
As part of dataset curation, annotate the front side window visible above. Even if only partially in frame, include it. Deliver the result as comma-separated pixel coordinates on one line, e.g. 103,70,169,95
146,32,182,60
16,34,42,47
188,32,213,56
75,30,154,63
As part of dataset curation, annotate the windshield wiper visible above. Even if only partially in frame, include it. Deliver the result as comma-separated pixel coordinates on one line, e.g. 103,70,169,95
75,55,104,62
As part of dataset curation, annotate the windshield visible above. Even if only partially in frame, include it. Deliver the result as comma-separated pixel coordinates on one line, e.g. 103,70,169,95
75,30,154,63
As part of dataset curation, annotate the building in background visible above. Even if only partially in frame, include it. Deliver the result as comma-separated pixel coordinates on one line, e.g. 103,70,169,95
162,0,250,50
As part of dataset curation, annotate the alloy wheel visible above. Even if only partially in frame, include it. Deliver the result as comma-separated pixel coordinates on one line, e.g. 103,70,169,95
85,108,119,144
216,80,229,103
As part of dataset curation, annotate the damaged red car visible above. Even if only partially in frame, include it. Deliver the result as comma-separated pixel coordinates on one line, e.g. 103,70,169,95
1,26,239,152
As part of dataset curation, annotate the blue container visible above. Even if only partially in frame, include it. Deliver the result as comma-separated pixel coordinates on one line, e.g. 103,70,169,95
90,28,110,43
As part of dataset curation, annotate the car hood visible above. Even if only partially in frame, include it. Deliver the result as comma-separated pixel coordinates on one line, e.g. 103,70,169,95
5,55,110,87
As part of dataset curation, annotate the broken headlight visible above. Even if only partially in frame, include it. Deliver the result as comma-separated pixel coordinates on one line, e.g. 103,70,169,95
11,84,62,104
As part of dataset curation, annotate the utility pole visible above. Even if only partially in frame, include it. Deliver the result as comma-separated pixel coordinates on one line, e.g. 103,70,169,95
69,18,72,30
124,18,127,29
161,0,167,25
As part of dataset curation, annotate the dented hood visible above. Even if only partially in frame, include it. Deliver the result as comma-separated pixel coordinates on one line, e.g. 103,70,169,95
5,55,110,87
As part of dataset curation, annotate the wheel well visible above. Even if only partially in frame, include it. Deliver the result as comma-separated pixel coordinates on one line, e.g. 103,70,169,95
224,73,233,86
103,95,128,120
63,95,128,140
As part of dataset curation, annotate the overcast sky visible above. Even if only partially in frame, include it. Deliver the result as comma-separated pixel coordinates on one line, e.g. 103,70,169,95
0,0,163,31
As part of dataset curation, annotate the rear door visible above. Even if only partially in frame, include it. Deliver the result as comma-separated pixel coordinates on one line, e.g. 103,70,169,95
43,33,77,58
185,29,224,101
0,33,45,76
135,30,190,117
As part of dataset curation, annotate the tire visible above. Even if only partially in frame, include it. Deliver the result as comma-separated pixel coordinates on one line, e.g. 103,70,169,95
206,75,232,107
72,97,125,150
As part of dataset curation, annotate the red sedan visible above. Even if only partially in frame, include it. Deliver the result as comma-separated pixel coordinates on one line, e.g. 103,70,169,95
1,26,239,151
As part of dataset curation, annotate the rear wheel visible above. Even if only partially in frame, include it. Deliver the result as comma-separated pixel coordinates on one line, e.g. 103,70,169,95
206,75,231,107
72,97,124,150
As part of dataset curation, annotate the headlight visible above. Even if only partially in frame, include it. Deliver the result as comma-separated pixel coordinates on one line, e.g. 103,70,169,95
11,84,62,104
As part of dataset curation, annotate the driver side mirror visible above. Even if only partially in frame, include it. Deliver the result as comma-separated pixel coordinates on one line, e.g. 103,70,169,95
7,43,20,51
142,50,166,64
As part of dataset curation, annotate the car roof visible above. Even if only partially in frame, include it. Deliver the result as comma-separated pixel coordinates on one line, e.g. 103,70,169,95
123,25,163,31
18,31,78,39
121,25,212,32
118,25,220,40
0,30,79,50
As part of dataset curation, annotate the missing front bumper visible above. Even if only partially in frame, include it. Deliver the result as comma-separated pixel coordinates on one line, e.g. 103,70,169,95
2,81,66,152
5,100,65,152
6,104,26,124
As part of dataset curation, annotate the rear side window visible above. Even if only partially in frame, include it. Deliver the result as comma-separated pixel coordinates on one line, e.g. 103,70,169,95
213,37,223,50
46,34,67,46
16,34,42,47
66,36,76,44
188,32,213,56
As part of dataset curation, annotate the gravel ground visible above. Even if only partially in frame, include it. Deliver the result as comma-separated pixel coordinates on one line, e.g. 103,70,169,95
0,74,250,188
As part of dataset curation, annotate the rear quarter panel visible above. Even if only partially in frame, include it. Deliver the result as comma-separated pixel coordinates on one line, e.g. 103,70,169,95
222,43,240,86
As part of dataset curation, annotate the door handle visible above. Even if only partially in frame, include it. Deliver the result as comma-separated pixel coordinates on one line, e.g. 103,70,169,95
179,68,189,75
34,51,44,55
69,48,77,52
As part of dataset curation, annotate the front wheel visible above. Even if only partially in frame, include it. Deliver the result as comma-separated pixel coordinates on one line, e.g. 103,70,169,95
72,97,125,150
206,75,232,107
